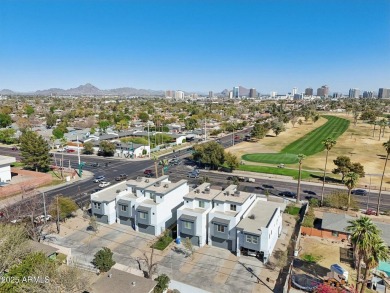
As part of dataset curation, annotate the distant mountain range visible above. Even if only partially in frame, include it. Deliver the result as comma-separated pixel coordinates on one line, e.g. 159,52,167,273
0,83,250,97
0,83,165,96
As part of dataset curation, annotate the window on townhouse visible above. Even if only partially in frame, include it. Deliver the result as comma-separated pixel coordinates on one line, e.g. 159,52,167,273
230,204,237,211
139,212,147,219
120,204,127,212
93,202,101,209
246,235,258,244
183,221,192,229
199,201,205,208
216,224,225,233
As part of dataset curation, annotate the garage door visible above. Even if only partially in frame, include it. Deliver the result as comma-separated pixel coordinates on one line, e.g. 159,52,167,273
180,233,199,246
119,216,134,227
138,224,155,235
211,236,232,250
95,214,108,224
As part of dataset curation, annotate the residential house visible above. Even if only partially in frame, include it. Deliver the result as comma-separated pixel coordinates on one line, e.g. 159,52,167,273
177,183,221,246
208,185,257,252
0,155,16,183
236,200,285,263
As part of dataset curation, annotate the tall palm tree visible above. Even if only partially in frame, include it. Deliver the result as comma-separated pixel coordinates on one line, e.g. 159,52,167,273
346,216,380,291
360,236,389,293
378,119,387,141
321,137,336,206
376,139,390,215
344,172,359,210
296,154,306,203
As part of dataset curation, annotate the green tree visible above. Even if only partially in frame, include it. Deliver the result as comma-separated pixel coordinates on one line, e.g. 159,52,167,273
25,105,35,117
376,139,390,215
99,141,116,156
98,120,110,134
154,274,170,293
184,118,199,130
83,141,94,155
224,152,240,171
92,247,116,273
296,154,306,203
45,113,57,128
49,196,78,221
0,113,12,127
0,128,16,144
138,112,149,122
250,123,267,140
52,127,65,139
193,141,225,170
344,172,359,211
90,127,96,134
360,236,389,293
321,137,337,205
347,216,380,291
19,130,51,172
332,156,353,182
272,122,286,136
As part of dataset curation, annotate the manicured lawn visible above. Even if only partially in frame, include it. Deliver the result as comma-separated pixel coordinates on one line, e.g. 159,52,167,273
242,115,350,164
238,165,323,179
152,235,173,250
285,206,300,215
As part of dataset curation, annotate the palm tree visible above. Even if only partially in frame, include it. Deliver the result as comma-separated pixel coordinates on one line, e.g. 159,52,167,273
376,139,390,215
296,154,306,203
360,236,389,293
320,137,336,206
344,172,359,210
346,216,380,291
378,119,387,141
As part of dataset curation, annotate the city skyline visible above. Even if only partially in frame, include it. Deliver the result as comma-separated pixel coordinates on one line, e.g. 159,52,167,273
1,0,389,93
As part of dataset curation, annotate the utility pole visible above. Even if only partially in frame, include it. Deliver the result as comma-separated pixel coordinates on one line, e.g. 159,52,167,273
42,192,47,223
56,196,60,234
147,122,151,158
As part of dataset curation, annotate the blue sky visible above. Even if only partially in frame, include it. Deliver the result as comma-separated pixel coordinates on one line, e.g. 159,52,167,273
0,0,389,94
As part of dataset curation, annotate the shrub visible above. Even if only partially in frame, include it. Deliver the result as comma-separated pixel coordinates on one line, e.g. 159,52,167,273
302,206,315,227
92,247,116,272
154,274,170,293
323,191,358,210
309,198,320,207
301,253,322,263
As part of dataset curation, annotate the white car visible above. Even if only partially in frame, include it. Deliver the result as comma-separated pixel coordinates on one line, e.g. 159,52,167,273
99,181,110,188
34,215,52,223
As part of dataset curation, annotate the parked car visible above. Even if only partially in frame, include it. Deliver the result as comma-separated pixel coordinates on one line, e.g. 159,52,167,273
262,184,274,189
91,162,100,167
277,164,285,168
187,172,199,178
115,174,128,181
303,190,317,195
93,175,105,183
278,191,297,198
351,189,368,196
145,173,155,178
67,149,75,153
365,209,377,216
144,169,153,175
226,176,245,182
246,178,255,183
34,215,52,223
99,181,110,188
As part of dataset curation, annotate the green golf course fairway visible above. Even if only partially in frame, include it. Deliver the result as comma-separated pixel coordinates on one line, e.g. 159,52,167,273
242,115,350,164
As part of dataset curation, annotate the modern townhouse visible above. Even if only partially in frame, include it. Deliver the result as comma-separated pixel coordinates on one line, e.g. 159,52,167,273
208,185,257,252
91,175,189,236
236,200,285,263
177,183,221,246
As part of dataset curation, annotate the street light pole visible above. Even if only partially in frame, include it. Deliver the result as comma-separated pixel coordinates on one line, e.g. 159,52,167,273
147,123,151,158
367,175,372,210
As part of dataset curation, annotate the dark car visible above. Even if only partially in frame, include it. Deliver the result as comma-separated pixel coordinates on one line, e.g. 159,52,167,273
262,184,274,189
93,175,105,183
91,162,100,167
279,191,297,198
303,190,317,195
144,169,153,175
145,173,155,178
115,174,128,181
351,189,368,196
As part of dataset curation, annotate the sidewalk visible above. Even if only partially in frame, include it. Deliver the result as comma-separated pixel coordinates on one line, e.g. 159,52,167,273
0,170,94,209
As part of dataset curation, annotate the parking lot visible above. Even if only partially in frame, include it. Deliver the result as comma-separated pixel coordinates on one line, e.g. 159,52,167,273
44,211,296,293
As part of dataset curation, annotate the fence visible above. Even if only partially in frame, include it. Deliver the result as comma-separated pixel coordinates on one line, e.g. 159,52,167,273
300,227,348,241
68,256,99,274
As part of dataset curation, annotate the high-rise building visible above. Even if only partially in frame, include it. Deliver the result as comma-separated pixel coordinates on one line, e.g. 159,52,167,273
317,85,329,97
175,90,184,99
208,91,213,98
363,91,374,98
292,87,298,95
379,88,390,99
233,86,239,98
165,90,174,98
270,91,277,98
305,88,313,96
348,88,360,99
229,91,233,99
249,88,257,98
333,93,343,99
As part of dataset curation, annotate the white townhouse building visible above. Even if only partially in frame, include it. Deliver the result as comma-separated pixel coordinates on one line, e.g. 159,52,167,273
177,183,221,247
236,200,285,263
208,185,257,252
0,155,16,183
91,175,189,236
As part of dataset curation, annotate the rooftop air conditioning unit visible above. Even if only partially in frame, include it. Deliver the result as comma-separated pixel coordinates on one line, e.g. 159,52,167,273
136,177,142,182
155,182,161,187
205,189,210,194
145,179,149,183
225,191,230,196
164,184,169,188
235,191,240,196
195,189,200,193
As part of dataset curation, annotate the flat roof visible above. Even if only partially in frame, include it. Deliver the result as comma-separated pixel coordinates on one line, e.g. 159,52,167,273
0,155,16,165
91,181,128,202
184,183,221,201
28,240,58,257
127,175,169,189
237,200,285,235
182,207,209,215
146,179,187,195
90,268,156,293
213,185,255,204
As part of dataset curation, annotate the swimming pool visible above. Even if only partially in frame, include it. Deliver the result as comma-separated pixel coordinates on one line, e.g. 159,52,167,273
377,261,390,277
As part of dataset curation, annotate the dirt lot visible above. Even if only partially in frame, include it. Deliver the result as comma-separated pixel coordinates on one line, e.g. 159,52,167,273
229,113,390,189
